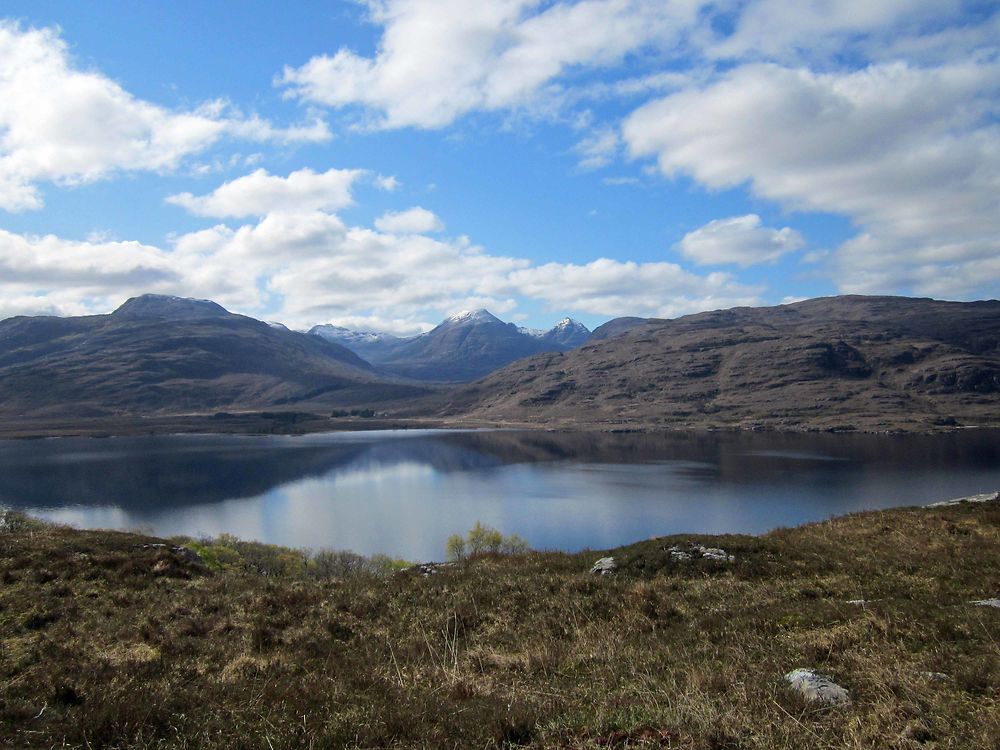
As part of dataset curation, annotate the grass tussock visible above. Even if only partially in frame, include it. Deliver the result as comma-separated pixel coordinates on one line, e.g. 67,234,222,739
0,499,998,748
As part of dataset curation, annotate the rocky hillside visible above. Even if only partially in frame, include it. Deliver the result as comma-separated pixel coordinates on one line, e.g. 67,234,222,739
0,295,427,418
432,296,1000,432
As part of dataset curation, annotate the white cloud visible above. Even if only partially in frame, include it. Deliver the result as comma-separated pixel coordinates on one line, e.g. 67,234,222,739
278,0,704,129
623,60,1000,296
0,22,330,212
374,174,401,191
574,127,621,169
708,0,963,63
0,228,177,318
679,214,804,267
167,167,364,218
374,207,445,234
502,257,762,318
0,202,763,330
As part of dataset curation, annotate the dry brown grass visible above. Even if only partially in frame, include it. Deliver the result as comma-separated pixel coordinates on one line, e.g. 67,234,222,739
1,499,998,748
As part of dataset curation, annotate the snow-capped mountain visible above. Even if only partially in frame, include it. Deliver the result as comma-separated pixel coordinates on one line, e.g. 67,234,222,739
539,317,591,348
308,324,405,362
308,309,592,382
442,309,504,327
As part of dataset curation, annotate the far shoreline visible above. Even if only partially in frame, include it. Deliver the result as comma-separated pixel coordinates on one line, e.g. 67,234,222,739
1,410,998,440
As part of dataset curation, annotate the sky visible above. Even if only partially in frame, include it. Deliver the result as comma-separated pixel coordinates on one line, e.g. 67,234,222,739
0,1,997,335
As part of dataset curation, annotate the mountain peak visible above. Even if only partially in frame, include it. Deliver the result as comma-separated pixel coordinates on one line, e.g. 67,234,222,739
443,309,502,326
112,294,231,321
541,317,591,347
553,317,588,331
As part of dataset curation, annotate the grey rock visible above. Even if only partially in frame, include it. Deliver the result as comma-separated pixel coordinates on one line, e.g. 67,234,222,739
784,668,851,706
926,491,999,507
590,556,616,575
411,562,454,577
171,545,205,566
668,544,734,562
970,598,1000,608
133,543,205,567
921,671,951,682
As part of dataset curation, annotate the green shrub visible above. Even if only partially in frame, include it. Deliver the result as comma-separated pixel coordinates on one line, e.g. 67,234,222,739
445,522,530,560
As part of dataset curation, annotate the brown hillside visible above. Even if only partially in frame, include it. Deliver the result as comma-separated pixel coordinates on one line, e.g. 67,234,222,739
432,296,1000,432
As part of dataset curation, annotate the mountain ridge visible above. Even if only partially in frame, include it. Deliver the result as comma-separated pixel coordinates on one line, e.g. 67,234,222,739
0,295,428,418
429,295,1000,432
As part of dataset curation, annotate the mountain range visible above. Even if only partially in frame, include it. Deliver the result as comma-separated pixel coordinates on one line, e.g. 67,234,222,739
431,296,1000,432
0,295,426,418
1,294,997,432
310,309,590,381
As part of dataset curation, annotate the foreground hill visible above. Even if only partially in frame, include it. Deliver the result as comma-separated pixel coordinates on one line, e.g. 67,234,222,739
433,296,1000,432
0,295,427,418
311,310,591,382
1,495,997,747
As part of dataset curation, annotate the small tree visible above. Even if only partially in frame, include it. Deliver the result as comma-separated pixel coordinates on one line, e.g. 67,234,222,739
501,533,529,554
445,534,466,561
446,522,529,559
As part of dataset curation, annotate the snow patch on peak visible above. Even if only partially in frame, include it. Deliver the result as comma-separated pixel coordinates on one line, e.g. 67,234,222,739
444,309,501,326
553,317,588,331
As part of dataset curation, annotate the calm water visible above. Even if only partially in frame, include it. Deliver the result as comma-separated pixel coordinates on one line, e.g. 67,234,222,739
1,429,998,561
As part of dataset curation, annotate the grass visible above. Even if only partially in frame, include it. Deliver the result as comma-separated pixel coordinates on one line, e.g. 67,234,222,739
0,497,998,748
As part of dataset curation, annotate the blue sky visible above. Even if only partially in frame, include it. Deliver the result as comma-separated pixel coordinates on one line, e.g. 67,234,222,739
0,1,997,334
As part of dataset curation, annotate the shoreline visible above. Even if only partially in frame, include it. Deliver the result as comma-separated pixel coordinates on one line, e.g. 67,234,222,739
1,411,997,440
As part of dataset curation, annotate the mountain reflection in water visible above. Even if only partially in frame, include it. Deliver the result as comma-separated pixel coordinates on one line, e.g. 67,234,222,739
1,428,998,561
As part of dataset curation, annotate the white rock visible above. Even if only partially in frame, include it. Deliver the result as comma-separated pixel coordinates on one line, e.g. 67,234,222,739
926,491,999,507
785,668,851,706
590,557,616,575
970,598,1000,608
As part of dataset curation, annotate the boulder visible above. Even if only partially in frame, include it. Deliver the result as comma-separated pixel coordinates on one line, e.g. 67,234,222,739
970,598,1000,608
784,668,850,706
590,557,616,575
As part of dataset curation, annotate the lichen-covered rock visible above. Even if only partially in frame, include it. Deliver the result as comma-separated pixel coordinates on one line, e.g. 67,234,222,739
590,557,616,575
667,544,734,562
784,668,850,706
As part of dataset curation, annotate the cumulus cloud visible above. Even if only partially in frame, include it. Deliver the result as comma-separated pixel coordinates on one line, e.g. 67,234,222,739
373,207,444,234
167,167,364,217
0,203,762,330
0,228,178,317
0,22,330,212
623,60,1000,296
502,257,762,319
278,0,703,129
679,215,805,267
